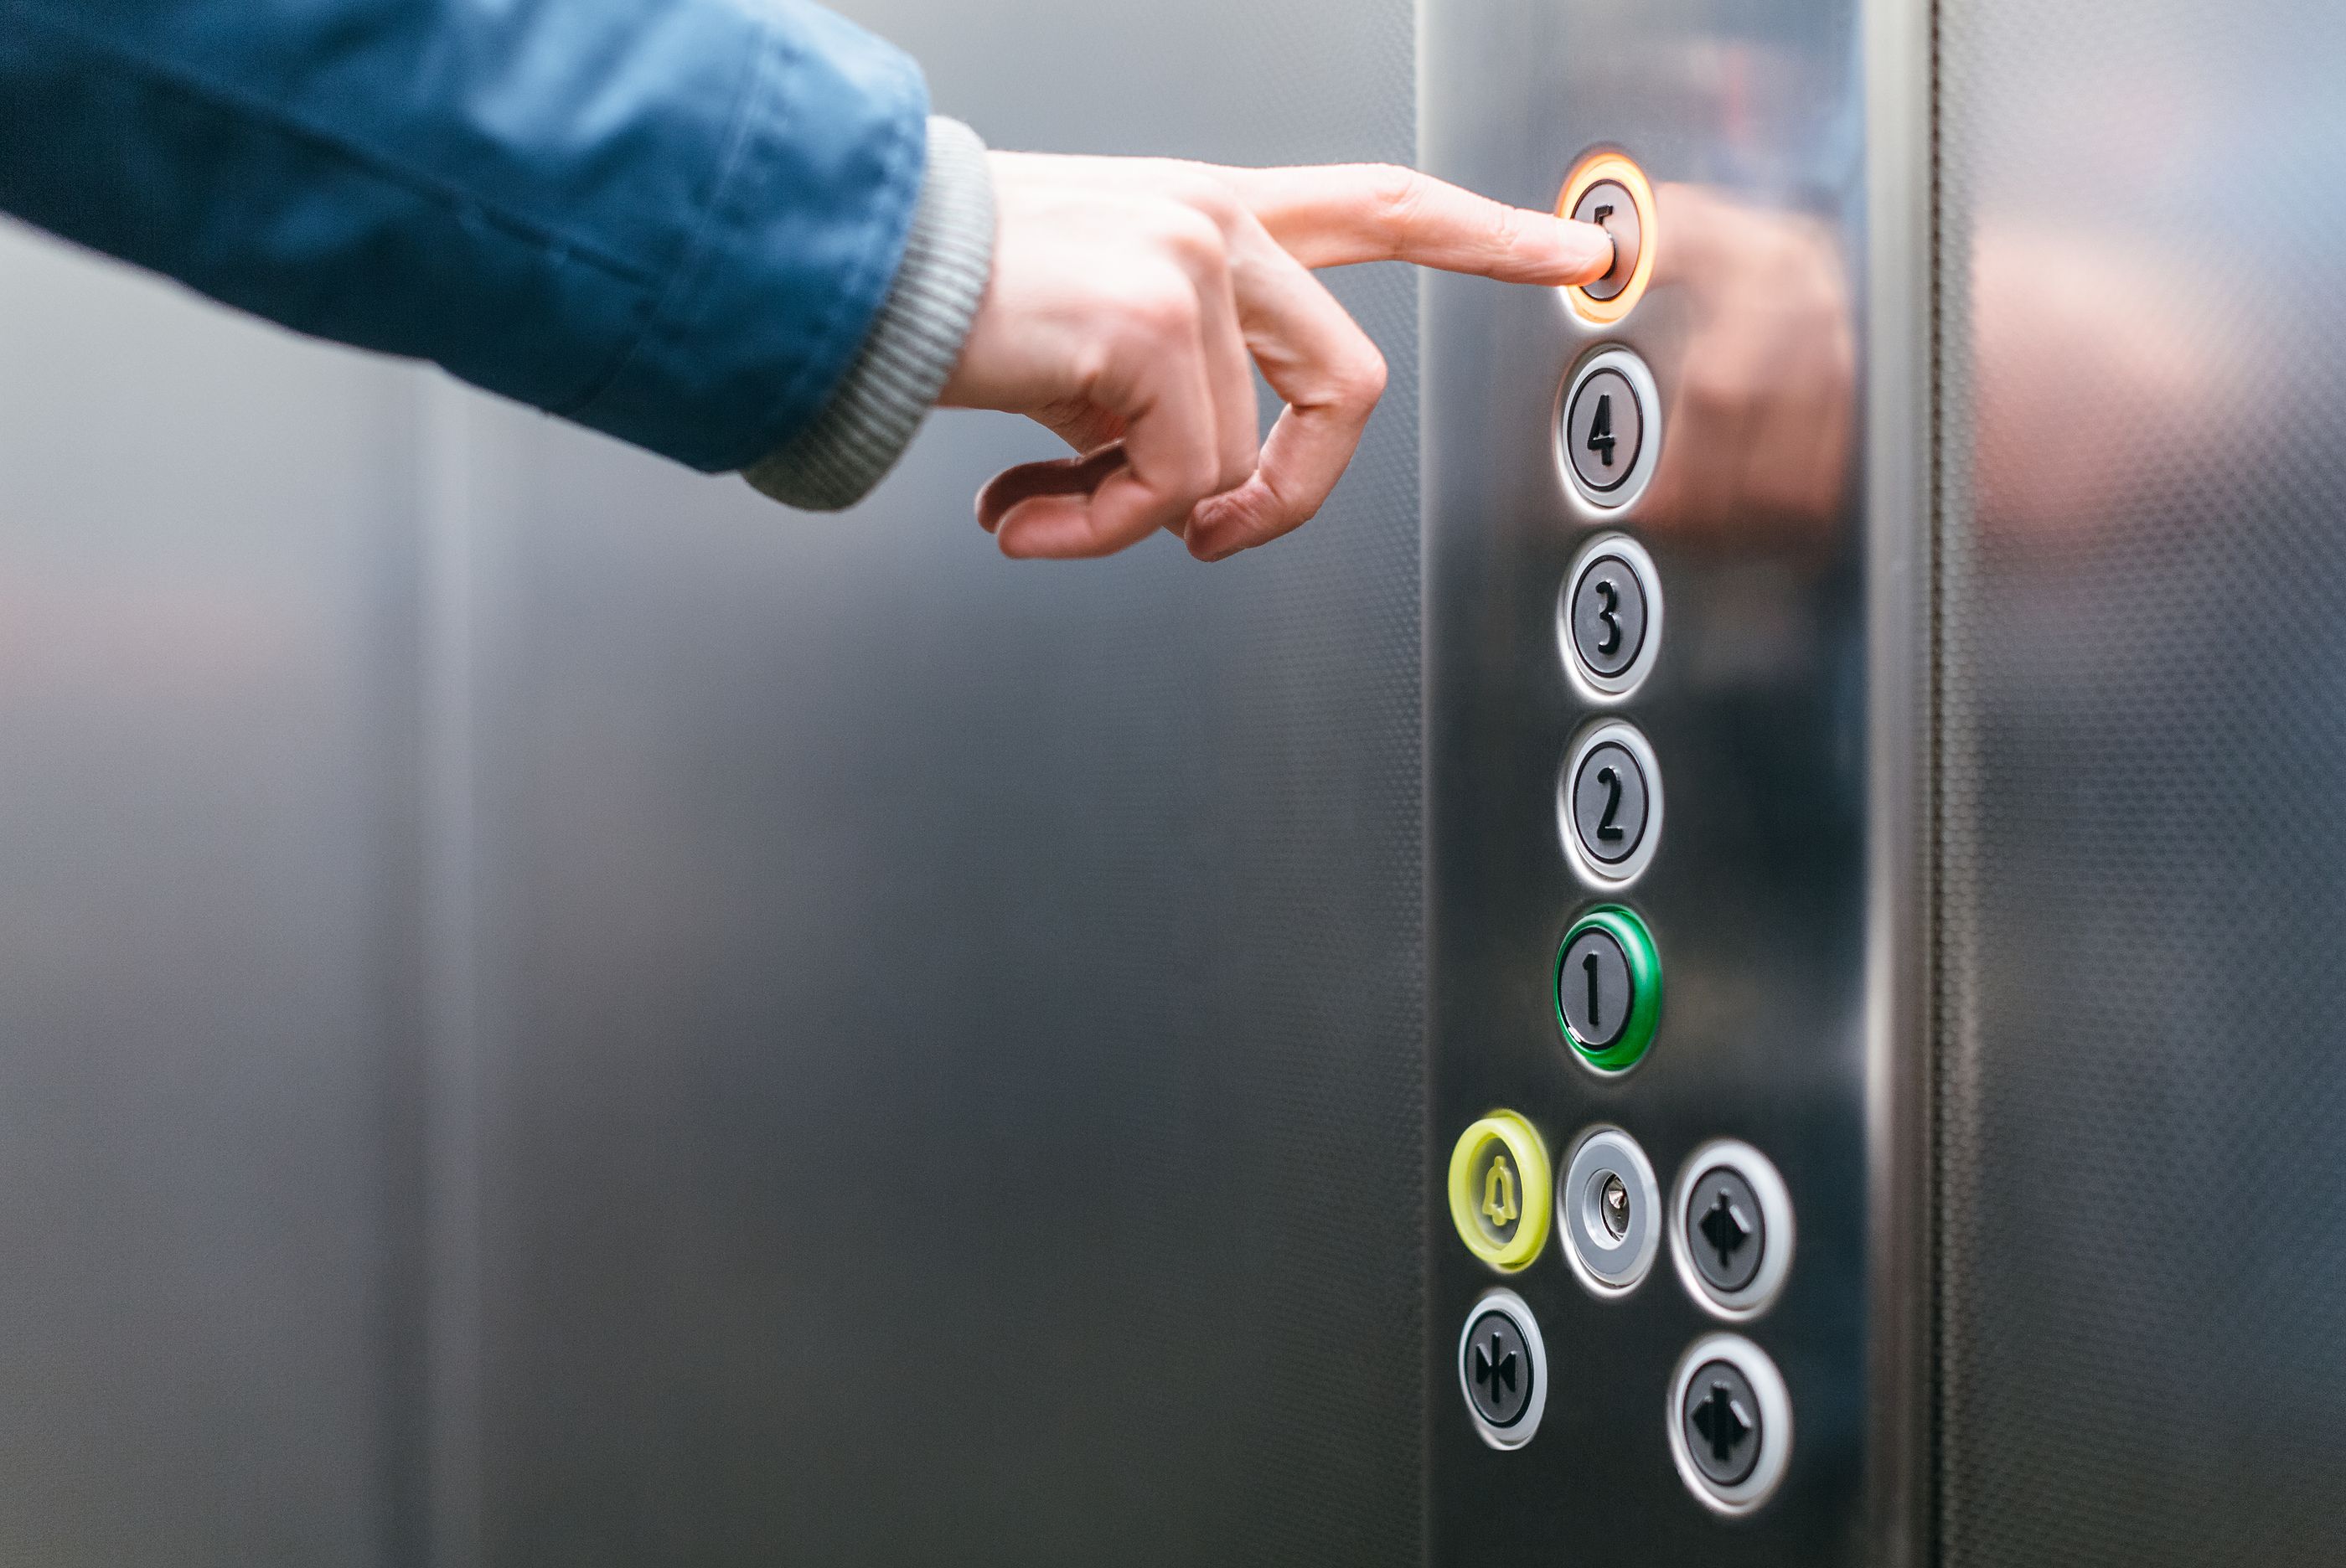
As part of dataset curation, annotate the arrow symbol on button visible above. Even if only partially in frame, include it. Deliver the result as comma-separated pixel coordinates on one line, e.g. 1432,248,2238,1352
1699,1191,1754,1269
1692,1381,1753,1463
1473,1333,1518,1401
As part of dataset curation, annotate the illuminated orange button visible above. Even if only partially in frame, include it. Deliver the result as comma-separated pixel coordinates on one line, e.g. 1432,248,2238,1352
1558,152,1657,324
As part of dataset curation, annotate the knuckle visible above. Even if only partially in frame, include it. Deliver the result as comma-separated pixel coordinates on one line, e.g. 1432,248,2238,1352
1367,164,1426,250
1169,170,1245,230
1160,206,1231,271
1485,199,1527,255
1121,271,1201,343
1332,343,1390,408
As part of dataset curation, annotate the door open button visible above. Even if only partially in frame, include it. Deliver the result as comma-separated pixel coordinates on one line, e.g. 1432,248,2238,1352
1670,1140,1796,1318
1666,1333,1792,1513
1689,1167,1765,1293
1682,1361,1762,1486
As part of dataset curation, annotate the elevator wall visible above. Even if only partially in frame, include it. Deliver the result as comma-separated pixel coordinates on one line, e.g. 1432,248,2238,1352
0,1,1429,1561
1932,1,2346,1560
450,2,1427,1562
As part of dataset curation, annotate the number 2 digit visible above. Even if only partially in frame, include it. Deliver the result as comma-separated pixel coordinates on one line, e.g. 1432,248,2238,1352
1596,766,1625,843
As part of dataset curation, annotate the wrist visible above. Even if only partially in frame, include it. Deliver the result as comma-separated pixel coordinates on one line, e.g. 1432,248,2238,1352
742,116,998,511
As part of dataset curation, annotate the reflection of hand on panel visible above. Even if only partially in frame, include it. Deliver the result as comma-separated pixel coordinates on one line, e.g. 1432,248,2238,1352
1971,224,2211,550
1641,184,1854,557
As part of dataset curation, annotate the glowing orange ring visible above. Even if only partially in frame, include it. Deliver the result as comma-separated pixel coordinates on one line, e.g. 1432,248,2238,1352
1557,152,1657,324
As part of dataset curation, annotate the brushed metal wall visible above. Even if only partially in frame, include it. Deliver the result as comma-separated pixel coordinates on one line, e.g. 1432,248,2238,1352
447,2,1426,1561
1934,0,2346,1561
1421,0,1921,1560
0,222,431,1563
0,1,1428,1563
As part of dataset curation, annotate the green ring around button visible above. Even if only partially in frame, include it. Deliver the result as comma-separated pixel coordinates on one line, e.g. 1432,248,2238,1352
1446,1112,1553,1272
1554,905,1662,1072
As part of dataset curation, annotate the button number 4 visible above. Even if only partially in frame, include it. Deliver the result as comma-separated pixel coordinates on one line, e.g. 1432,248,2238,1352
1586,392,1617,469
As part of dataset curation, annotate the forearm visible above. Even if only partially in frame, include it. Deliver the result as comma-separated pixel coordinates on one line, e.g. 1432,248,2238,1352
0,0,931,472
744,116,995,511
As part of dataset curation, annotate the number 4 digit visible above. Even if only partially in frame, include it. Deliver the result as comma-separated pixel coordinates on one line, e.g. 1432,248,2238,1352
1587,393,1617,469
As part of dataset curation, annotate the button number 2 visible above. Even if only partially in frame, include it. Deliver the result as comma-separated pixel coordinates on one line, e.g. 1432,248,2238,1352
1595,766,1625,843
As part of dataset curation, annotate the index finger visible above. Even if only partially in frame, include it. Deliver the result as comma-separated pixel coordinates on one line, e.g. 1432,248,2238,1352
1212,163,1614,284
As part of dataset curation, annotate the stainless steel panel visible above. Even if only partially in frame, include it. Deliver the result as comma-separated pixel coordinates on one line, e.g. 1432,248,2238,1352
1935,2,2346,1561
0,223,429,1563
444,3,1429,1562
1424,0,1919,1559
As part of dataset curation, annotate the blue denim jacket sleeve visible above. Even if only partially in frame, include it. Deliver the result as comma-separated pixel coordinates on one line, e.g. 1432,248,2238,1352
0,0,928,472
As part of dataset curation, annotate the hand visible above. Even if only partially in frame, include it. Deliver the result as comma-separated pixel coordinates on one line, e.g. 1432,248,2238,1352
941,156,1612,560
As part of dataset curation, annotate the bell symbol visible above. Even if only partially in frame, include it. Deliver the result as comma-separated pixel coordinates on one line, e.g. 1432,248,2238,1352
1481,1154,1519,1228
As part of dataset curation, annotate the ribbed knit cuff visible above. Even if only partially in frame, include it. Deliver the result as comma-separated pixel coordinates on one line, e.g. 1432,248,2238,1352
742,116,995,510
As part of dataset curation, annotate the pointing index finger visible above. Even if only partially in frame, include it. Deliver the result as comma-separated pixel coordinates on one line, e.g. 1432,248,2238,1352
1214,162,1614,284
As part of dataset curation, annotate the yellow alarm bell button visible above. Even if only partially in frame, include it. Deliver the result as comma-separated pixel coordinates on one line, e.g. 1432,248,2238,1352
1448,1112,1554,1272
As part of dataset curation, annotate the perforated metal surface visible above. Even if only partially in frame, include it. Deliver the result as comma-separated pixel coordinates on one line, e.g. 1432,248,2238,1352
1935,2,2346,1560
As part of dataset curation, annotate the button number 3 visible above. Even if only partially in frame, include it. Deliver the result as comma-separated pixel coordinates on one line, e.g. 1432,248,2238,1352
1593,577,1622,657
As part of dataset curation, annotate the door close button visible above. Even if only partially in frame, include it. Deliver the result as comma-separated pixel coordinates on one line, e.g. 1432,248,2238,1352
1457,1289,1551,1450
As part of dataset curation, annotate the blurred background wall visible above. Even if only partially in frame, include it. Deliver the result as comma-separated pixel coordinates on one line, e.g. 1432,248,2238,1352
0,2,1431,1563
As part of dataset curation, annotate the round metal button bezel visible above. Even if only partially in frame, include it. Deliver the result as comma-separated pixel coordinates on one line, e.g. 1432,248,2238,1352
1458,1288,1551,1451
1560,1125,1661,1297
1557,719,1664,888
1557,532,1664,702
1669,1138,1796,1320
1555,152,1658,324
1554,348,1661,513
1666,1333,1793,1514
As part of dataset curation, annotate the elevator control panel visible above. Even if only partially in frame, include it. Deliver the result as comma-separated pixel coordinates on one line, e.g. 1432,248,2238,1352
1431,95,1872,1556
